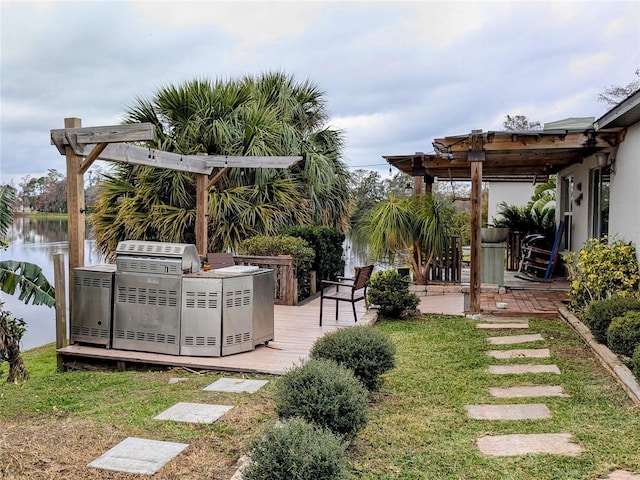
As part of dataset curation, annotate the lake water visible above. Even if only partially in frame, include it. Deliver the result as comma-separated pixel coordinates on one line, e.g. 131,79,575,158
0,218,384,351
1,216,104,351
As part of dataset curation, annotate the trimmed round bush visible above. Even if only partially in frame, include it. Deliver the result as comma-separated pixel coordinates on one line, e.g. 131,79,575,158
606,311,640,358
583,296,640,344
243,418,346,480
633,345,640,380
310,326,396,391
275,358,368,440
367,269,419,317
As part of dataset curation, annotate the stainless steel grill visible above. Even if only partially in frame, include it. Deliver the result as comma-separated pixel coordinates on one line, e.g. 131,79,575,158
73,240,274,357
112,241,200,355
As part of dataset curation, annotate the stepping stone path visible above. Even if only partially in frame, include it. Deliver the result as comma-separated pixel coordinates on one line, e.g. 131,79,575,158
488,364,561,375
477,433,582,457
204,377,269,393
154,402,233,424
470,317,583,458
489,385,569,398
486,333,544,345
88,437,189,475
487,348,550,359
476,322,529,330
88,376,268,475
599,470,640,480
465,403,552,420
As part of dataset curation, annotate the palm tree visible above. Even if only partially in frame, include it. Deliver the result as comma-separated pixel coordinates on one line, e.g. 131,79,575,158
359,194,455,285
92,73,352,257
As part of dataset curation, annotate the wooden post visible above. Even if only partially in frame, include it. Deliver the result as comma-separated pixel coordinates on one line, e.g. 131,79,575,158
310,271,317,296
413,175,423,197
65,117,85,319
469,130,485,313
53,253,67,372
195,173,208,257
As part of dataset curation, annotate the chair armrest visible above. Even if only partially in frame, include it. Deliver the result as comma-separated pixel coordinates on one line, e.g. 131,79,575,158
337,275,355,281
321,279,350,287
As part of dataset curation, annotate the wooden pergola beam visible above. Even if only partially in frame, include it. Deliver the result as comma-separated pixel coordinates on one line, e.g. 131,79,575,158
55,141,303,175
53,119,304,267
51,123,156,154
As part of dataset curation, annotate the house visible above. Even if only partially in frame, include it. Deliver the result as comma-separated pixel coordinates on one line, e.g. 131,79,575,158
384,89,640,311
556,90,640,263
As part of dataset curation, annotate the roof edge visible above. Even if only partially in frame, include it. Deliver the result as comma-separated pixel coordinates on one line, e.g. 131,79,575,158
594,88,640,129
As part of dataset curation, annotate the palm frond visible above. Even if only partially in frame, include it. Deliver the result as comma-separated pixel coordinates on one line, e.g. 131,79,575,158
0,260,56,307
0,185,16,239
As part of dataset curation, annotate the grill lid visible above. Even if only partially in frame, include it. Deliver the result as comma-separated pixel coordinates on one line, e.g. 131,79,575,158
116,240,201,274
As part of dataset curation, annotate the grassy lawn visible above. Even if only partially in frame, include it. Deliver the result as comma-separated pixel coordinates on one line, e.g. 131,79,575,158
351,316,640,479
1,314,639,479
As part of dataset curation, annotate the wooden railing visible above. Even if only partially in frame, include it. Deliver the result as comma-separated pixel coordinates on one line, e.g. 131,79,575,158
506,231,522,271
233,255,297,306
427,235,463,283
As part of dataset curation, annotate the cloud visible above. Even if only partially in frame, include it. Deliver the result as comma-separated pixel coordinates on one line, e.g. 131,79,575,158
1,0,639,184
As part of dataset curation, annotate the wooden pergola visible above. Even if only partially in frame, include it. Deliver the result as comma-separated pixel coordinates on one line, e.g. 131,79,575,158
51,117,302,314
384,127,624,313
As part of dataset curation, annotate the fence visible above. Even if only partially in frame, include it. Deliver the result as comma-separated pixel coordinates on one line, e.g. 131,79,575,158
506,231,522,271
427,235,463,283
233,254,297,306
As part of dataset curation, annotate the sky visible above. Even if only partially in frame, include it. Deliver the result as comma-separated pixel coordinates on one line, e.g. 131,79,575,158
1,0,639,187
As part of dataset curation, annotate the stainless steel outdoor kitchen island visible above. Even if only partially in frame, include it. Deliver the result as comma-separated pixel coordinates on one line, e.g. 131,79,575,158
71,241,274,358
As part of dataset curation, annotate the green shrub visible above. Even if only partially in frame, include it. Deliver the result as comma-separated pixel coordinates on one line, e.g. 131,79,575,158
243,418,346,480
566,236,640,312
582,296,640,345
238,234,315,299
633,344,640,380
606,311,640,358
282,226,345,291
310,326,395,391
367,269,419,317
275,359,368,441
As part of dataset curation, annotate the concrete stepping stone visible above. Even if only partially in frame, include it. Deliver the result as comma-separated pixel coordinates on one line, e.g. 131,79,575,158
465,403,551,420
88,437,189,474
599,470,640,480
477,322,529,330
154,402,233,423
477,433,582,457
168,377,190,384
476,316,529,323
489,385,569,398
487,333,544,345
489,364,561,375
204,377,269,393
487,348,550,359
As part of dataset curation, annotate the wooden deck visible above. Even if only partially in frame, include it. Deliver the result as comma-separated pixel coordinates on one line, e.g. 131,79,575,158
58,275,569,375
57,296,370,376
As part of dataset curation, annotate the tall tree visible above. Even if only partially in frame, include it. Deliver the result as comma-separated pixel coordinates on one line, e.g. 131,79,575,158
503,115,542,131
359,194,455,285
598,69,640,107
92,73,352,256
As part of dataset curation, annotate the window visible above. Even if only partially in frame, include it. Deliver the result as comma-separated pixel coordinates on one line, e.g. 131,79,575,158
591,167,610,239
560,176,573,250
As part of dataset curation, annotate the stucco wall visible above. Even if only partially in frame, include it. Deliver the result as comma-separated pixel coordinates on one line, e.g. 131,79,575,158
558,122,640,264
487,182,536,225
608,122,640,263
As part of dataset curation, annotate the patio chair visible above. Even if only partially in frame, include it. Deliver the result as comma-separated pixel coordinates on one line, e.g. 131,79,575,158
319,265,374,326
206,252,235,269
516,220,564,282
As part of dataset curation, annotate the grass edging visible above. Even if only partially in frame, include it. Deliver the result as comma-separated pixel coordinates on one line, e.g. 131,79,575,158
559,305,640,406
